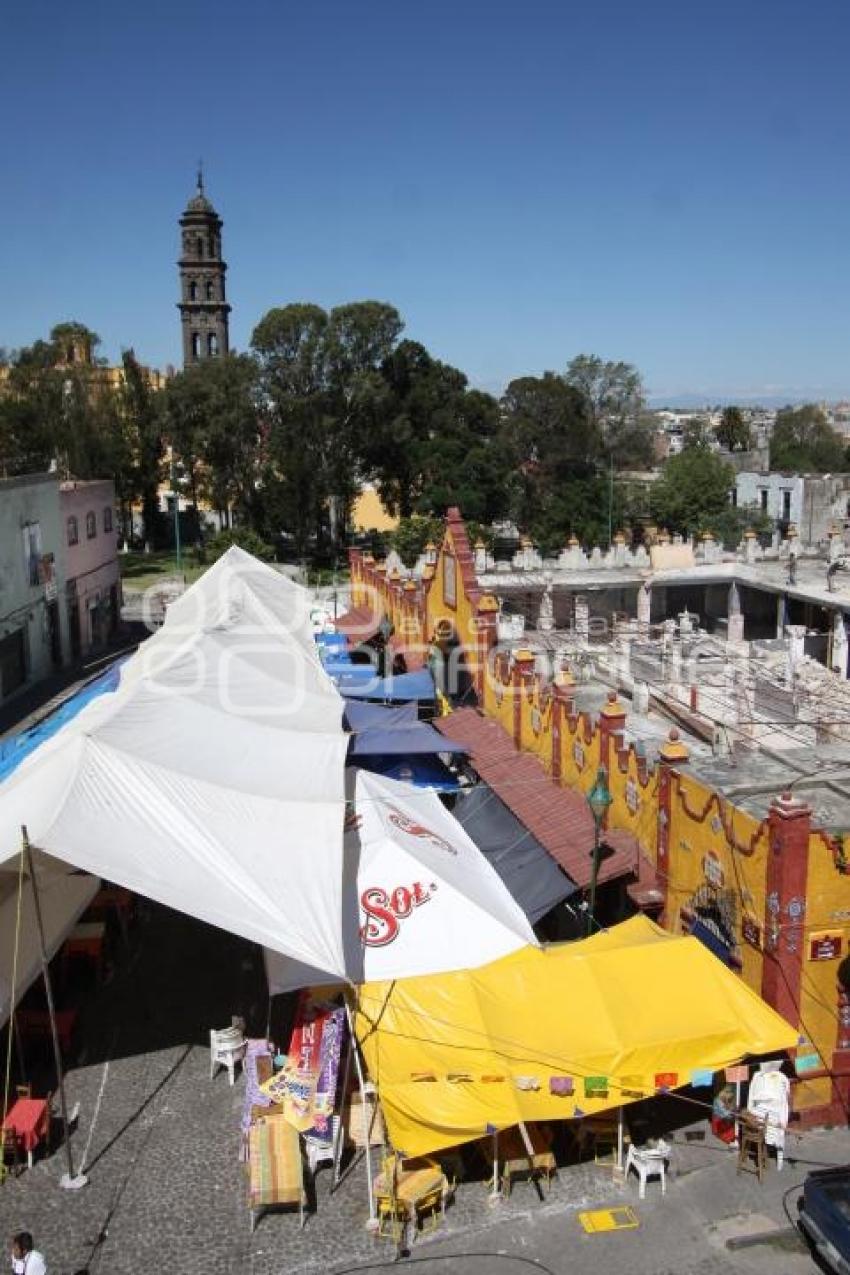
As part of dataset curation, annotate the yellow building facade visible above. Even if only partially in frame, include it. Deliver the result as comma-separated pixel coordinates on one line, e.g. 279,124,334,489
350,508,850,1127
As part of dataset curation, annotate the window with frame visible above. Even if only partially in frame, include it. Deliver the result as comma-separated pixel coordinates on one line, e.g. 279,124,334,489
86,510,97,539
103,506,113,534
67,515,79,546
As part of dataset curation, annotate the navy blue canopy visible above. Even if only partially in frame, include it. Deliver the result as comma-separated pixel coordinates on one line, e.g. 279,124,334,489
349,723,467,757
451,783,577,924
343,701,418,732
352,755,460,792
338,669,436,702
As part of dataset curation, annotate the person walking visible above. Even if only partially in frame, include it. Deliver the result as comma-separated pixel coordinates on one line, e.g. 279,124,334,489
9,1233,47,1274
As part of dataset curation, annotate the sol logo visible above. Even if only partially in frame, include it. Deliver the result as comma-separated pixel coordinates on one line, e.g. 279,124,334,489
386,808,456,855
360,882,435,946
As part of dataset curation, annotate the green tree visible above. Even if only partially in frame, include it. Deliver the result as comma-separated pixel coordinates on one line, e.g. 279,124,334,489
252,300,403,558
164,353,261,530
201,526,274,563
770,404,846,472
652,446,735,536
120,350,163,546
357,341,511,524
715,405,751,452
563,354,653,468
388,515,444,566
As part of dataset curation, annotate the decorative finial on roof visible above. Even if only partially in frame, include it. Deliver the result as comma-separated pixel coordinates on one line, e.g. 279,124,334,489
197,159,204,196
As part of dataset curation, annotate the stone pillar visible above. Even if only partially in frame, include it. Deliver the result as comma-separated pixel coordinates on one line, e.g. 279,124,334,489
832,611,849,679
786,623,806,685
744,528,759,564
761,792,811,1031
633,680,650,714
474,539,488,573
727,582,745,645
637,580,652,636
829,530,844,563
776,594,786,639
655,730,690,923
598,691,627,775
574,595,590,645
511,648,536,750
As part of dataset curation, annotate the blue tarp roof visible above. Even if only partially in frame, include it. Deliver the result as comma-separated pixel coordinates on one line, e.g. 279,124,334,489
352,755,459,792
0,660,125,785
315,631,348,654
322,662,378,684
349,723,467,757
337,669,436,702
343,701,418,732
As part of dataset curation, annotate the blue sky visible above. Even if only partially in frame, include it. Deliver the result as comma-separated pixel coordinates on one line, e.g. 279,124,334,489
3,0,849,401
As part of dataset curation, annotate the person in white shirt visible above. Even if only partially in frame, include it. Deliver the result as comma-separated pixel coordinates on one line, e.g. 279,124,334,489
9,1232,47,1275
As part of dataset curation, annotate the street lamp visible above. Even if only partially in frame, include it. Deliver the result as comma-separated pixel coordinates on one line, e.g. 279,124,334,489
378,615,393,680
586,765,613,936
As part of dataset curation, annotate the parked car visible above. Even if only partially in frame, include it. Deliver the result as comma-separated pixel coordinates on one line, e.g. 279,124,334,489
798,1166,850,1274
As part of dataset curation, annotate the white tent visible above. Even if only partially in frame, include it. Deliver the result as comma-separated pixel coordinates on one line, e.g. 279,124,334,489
0,854,99,1026
0,549,351,978
264,770,538,993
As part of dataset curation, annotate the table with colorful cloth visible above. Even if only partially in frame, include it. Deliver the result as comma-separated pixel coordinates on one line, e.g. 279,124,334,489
2,1098,49,1168
248,1114,306,1230
240,1039,275,1161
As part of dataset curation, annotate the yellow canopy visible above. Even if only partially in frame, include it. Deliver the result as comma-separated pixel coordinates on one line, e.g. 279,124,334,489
354,916,797,1158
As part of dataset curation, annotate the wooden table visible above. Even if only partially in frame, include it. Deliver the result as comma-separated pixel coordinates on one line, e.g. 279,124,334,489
63,921,107,979
497,1126,556,1198
373,1160,449,1239
2,1097,49,1168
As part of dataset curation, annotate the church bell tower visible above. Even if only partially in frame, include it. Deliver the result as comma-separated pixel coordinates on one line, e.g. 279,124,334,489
177,170,231,366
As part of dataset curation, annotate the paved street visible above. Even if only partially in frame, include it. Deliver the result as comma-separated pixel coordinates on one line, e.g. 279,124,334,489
0,897,846,1274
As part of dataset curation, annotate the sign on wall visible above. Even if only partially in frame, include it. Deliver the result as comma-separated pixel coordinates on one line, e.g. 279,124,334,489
809,932,843,962
742,916,761,949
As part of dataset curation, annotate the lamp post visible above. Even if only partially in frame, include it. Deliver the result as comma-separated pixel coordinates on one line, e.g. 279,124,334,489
378,615,393,680
586,765,613,936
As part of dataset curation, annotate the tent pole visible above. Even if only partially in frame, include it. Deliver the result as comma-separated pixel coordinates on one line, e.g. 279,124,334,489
344,999,376,1226
617,1105,624,1170
488,1130,500,1203
518,1120,534,1156
22,828,87,1190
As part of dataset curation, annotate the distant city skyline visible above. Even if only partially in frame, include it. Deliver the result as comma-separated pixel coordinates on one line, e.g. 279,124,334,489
4,0,850,400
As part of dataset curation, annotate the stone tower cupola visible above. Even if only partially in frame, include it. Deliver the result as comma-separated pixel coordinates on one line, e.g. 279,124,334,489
177,169,231,366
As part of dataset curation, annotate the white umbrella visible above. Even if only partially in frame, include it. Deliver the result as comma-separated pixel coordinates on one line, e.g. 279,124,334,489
264,769,538,993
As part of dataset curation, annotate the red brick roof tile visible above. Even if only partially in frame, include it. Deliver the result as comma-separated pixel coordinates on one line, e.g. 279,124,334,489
436,708,638,888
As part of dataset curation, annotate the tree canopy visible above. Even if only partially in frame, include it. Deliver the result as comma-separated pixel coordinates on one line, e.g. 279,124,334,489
769,404,847,473
715,405,751,452
651,443,735,537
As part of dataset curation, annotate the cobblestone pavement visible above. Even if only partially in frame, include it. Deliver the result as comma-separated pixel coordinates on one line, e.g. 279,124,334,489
1,901,847,1274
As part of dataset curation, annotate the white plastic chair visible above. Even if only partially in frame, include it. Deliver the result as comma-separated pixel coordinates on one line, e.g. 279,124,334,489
624,1140,669,1199
304,1115,343,1177
209,1019,246,1086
